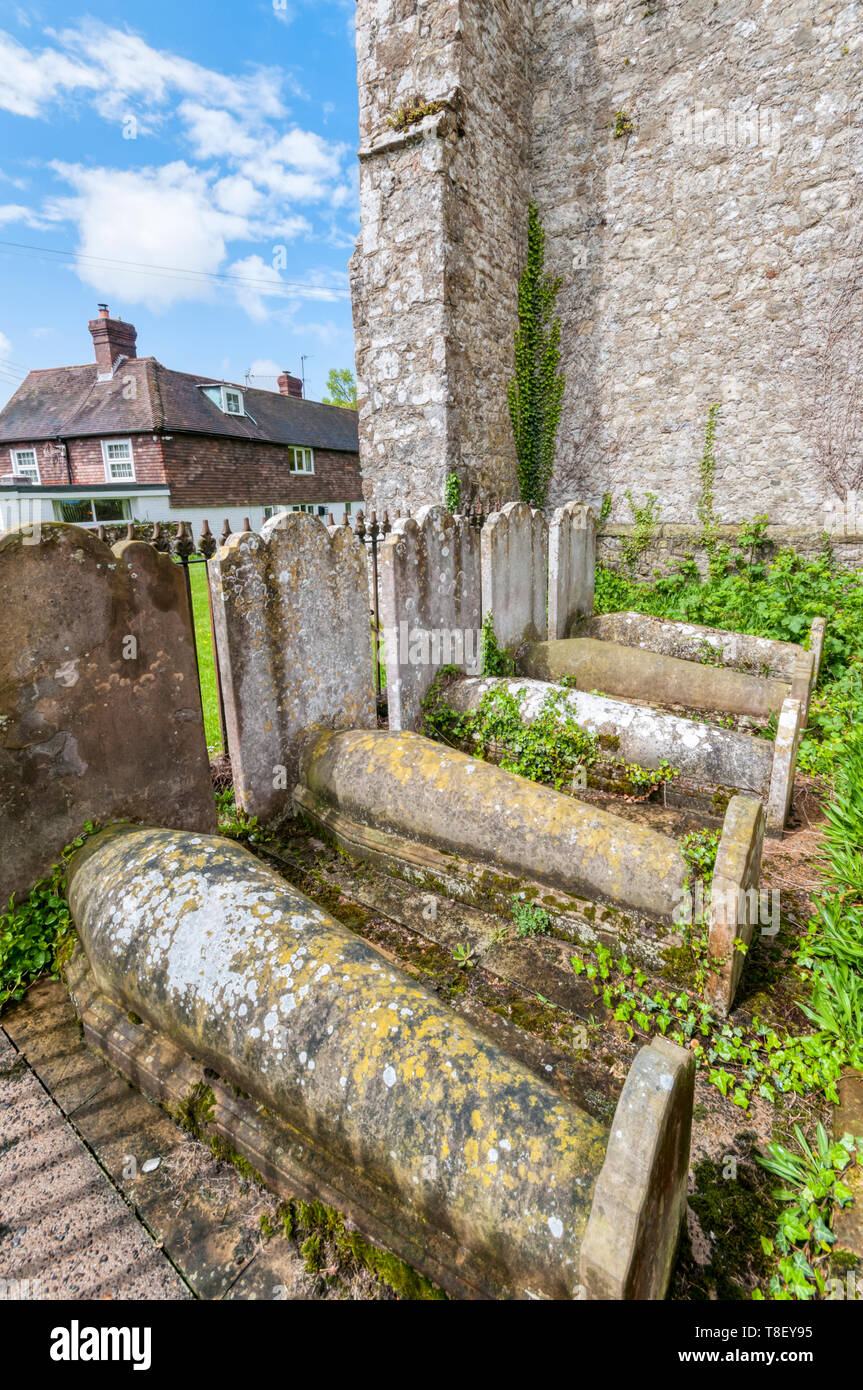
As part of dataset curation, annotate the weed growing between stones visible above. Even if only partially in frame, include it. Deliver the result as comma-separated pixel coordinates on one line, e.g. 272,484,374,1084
421,667,679,798
510,895,551,938
612,110,636,138
384,95,445,132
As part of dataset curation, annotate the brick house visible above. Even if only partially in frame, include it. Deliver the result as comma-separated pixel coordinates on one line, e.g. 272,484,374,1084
0,306,363,534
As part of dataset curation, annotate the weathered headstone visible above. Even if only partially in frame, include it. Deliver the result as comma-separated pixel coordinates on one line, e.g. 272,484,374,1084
208,511,375,820
547,501,596,640
379,505,481,731
480,501,547,655
0,523,215,908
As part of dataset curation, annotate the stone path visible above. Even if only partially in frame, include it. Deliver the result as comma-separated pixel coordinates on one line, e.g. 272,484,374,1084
0,979,312,1300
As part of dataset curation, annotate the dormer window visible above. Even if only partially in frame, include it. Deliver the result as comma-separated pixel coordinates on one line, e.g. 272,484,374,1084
202,384,245,416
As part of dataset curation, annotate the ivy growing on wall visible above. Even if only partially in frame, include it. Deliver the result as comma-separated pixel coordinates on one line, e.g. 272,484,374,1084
698,402,721,557
508,202,565,509
444,472,461,513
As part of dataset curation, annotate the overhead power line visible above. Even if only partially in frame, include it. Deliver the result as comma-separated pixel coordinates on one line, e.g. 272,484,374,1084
0,238,347,298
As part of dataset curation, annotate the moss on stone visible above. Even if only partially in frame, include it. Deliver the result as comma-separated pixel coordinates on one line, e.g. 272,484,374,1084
669,1139,778,1300
172,1081,216,1140
285,1196,447,1299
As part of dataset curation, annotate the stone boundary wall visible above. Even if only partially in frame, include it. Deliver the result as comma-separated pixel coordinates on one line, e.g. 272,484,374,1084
353,0,863,532
596,525,863,580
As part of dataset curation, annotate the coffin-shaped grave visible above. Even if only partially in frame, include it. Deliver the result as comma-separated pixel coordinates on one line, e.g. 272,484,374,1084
66,825,695,1301
294,729,765,1013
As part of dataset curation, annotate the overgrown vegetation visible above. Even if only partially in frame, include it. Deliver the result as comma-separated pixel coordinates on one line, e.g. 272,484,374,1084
0,823,98,1012
595,533,863,778
421,669,680,800
479,612,516,676
590,528,863,1297
508,201,565,508
755,1125,860,1300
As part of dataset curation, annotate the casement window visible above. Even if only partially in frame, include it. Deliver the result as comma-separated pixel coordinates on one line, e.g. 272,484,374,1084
289,447,314,474
201,384,245,416
290,503,327,515
10,447,40,483
55,498,131,525
101,438,135,481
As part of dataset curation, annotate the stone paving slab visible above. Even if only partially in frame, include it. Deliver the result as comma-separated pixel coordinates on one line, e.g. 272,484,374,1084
1,981,308,1301
0,1027,189,1300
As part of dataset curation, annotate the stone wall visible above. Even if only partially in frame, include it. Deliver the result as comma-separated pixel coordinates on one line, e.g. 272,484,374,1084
352,0,863,540
351,0,530,515
596,522,863,579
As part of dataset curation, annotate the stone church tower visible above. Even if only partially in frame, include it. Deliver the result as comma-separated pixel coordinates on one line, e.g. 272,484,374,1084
351,0,862,550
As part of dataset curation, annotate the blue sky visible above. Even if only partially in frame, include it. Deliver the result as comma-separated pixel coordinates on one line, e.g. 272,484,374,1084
0,0,360,406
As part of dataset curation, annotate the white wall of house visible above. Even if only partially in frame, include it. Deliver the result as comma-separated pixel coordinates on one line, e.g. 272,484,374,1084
0,489,364,538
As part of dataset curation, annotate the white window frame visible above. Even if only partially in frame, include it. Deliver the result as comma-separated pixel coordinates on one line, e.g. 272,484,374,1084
289,447,315,475
10,447,40,483
101,438,136,482
222,386,244,415
200,384,245,415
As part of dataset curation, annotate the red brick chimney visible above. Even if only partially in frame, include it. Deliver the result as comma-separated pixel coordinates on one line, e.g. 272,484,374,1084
88,304,137,376
277,370,303,399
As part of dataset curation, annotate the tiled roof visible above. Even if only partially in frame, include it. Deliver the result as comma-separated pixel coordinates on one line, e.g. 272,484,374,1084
0,359,359,452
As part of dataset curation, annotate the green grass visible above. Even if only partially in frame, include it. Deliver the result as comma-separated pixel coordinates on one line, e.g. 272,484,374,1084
186,561,222,753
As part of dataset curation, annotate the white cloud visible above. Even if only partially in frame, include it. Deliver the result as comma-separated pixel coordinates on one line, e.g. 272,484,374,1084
272,129,346,178
213,174,264,218
226,254,288,322
179,103,261,161
51,161,250,309
0,202,35,225
1,21,357,319
246,357,288,390
0,331,13,358
0,30,99,117
289,318,350,346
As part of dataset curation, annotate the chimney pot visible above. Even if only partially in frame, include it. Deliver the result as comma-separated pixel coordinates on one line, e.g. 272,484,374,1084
277,370,303,399
89,305,137,375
